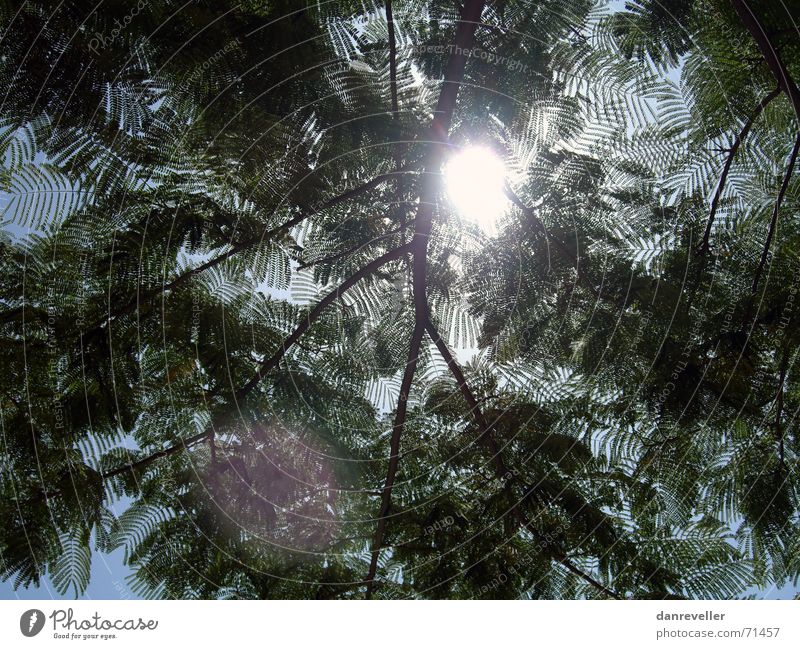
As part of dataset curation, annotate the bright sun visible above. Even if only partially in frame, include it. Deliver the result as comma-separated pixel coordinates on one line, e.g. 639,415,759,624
443,145,509,235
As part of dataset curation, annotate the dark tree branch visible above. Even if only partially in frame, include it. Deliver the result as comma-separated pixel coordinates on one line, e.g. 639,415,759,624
364,3,622,596
426,320,624,599
425,320,506,475
80,165,417,341
0,305,27,324
101,431,211,480
364,0,487,597
504,184,549,238
38,174,417,507
315,164,419,215
35,154,422,532
429,0,485,139
730,0,800,124
700,88,781,254
364,319,425,597
752,132,800,294
236,243,412,399
559,557,623,600
44,430,211,499
365,176,435,599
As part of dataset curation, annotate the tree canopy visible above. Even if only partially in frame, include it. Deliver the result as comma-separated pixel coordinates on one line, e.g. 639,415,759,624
1,0,799,599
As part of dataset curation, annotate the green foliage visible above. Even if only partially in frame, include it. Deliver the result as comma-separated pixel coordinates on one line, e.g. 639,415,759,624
0,0,798,600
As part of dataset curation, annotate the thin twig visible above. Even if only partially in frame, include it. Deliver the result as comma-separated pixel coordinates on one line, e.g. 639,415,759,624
44,430,210,499
79,165,418,342
752,132,800,294
236,243,412,399
297,226,405,270
700,88,781,254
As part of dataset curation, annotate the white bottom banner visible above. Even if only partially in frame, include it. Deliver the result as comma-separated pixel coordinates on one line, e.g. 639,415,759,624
0,600,797,648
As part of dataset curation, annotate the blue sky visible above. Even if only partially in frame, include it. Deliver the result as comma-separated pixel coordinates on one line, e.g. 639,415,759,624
0,547,133,600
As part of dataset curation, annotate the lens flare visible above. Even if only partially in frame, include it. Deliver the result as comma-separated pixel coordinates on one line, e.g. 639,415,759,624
443,145,509,235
